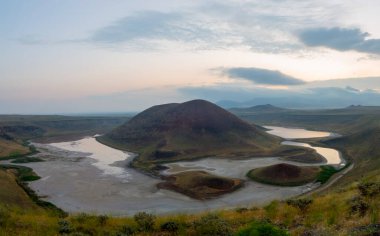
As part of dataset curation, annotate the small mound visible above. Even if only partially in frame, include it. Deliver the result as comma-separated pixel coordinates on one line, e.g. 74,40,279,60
198,177,234,189
262,163,301,179
157,171,243,200
247,163,320,186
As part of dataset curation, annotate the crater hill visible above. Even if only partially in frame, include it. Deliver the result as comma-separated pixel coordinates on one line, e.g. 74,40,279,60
98,100,312,172
247,163,321,186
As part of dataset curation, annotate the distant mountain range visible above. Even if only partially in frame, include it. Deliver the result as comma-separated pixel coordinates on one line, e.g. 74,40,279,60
178,77,380,109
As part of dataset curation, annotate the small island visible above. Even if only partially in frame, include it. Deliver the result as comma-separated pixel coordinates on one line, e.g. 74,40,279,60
247,163,320,186
157,171,244,200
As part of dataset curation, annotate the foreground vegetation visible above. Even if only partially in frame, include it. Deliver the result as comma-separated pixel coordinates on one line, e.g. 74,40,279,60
0,172,379,235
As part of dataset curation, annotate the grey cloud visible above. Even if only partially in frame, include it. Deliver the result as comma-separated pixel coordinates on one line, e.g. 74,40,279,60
89,11,215,45
179,84,380,109
86,1,340,52
299,27,380,55
221,67,305,86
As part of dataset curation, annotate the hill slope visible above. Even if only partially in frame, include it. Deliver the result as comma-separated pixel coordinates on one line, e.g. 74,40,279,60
99,100,282,166
324,127,380,185
231,105,380,135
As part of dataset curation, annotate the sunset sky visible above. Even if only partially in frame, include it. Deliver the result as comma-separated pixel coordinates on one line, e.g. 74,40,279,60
1,0,380,113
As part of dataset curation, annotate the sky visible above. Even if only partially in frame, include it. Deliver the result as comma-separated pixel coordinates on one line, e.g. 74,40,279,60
1,0,380,113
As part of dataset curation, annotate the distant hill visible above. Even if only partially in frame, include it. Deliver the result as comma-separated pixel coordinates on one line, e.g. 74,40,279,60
229,104,286,113
0,115,129,142
230,105,380,135
99,100,282,168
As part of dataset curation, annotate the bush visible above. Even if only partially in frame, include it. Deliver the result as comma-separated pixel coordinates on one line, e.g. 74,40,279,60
73,213,91,224
286,198,313,212
235,207,249,213
193,214,232,236
134,212,155,232
348,196,369,216
58,219,72,234
160,221,180,233
358,182,380,197
116,225,135,236
0,208,10,227
97,214,108,226
236,221,290,236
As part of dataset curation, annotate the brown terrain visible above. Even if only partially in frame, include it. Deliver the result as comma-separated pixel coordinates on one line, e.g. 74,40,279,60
157,171,244,200
247,163,320,186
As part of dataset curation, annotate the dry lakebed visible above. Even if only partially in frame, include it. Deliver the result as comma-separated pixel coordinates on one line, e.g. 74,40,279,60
3,126,344,215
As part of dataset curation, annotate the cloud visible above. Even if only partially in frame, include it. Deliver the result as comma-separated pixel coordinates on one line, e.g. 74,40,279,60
85,1,342,52
220,67,305,86
179,84,380,109
89,11,216,46
298,27,380,55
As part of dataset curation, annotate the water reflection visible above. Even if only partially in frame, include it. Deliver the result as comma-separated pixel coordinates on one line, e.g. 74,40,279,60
50,137,132,180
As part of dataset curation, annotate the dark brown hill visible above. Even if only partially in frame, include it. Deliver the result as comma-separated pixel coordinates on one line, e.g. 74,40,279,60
99,100,281,166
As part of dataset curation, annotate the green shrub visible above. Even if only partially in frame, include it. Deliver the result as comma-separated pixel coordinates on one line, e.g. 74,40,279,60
193,214,232,236
58,219,72,234
160,221,179,233
236,221,290,236
134,212,155,232
316,166,338,184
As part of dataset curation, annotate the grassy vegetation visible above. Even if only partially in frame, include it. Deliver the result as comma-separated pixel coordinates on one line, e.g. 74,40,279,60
10,157,44,164
0,169,37,209
247,164,321,186
0,164,40,182
0,139,30,159
157,171,244,199
316,165,340,184
0,165,65,216
0,174,379,235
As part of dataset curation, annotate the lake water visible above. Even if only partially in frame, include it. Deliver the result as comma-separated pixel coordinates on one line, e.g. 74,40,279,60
19,126,342,215
265,126,332,139
264,126,343,166
49,138,132,181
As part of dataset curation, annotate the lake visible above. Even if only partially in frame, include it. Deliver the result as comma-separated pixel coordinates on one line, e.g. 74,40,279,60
19,126,342,215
